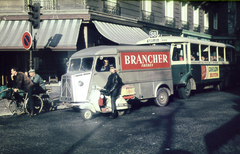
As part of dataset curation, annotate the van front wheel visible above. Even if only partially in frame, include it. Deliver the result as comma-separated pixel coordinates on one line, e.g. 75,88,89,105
81,109,93,120
155,88,169,107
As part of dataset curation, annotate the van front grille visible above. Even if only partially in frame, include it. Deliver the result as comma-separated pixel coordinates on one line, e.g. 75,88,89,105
60,75,72,102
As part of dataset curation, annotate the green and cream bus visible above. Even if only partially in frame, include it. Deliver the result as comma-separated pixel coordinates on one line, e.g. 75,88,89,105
137,32,237,99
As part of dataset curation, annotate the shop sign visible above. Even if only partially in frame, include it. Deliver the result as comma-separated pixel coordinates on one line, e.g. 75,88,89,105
120,51,171,70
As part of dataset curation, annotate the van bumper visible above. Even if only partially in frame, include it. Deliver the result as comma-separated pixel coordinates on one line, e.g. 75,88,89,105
66,101,96,113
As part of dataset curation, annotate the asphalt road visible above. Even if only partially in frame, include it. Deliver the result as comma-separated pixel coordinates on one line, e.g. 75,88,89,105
0,87,240,154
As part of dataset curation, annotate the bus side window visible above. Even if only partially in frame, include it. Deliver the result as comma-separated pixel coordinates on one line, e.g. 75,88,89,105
210,46,217,61
218,47,224,61
201,45,209,61
226,47,234,62
96,57,115,72
172,45,184,61
190,44,199,61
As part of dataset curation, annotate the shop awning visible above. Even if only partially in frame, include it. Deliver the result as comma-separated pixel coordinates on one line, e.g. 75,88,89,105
0,19,82,51
34,19,82,51
0,20,29,50
93,21,149,45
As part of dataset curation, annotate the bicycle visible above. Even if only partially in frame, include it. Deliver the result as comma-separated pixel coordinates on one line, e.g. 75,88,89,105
25,89,55,114
0,87,54,115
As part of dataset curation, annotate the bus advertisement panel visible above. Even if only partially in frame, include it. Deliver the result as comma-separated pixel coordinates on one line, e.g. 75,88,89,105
202,66,220,80
120,51,171,70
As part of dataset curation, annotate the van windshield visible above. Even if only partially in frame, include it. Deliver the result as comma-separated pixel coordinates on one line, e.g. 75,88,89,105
69,57,93,72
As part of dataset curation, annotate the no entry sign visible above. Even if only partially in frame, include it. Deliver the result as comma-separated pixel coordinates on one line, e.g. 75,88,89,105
22,31,32,50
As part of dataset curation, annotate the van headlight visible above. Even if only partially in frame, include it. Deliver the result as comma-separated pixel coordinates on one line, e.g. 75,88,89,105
78,81,84,86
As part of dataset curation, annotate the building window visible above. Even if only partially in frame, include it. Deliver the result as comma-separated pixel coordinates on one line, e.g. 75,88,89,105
103,0,120,16
142,0,151,12
165,1,174,18
193,7,199,25
204,11,209,28
141,1,154,22
213,13,218,30
181,2,188,22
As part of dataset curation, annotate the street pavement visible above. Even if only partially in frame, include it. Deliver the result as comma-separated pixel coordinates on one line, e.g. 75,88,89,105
0,86,240,154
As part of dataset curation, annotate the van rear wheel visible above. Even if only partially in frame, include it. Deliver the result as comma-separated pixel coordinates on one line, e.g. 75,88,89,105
155,88,169,107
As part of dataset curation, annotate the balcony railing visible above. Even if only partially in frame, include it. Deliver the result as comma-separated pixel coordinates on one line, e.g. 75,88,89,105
181,20,189,30
141,10,154,23
193,24,200,32
204,27,209,34
165,16,175,28
103,1,121,16
28,0,57,10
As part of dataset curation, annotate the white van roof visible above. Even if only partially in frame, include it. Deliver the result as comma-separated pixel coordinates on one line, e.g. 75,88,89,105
71,45,170,58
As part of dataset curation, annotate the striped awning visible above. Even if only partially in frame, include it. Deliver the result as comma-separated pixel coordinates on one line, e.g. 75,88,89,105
0,19,82,51
93,21,149,45
0,20,29,50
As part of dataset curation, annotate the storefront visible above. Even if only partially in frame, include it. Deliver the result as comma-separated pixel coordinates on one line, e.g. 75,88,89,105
0,19,149,85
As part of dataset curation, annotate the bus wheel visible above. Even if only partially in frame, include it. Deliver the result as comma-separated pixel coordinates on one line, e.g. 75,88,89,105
155,88,169,107
215,75,230,91
178,79,191,99
81,109,93,120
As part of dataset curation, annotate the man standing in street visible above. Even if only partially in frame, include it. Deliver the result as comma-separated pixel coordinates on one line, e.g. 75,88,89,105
28,69,46,94
11,67,34,117
102,64,124,119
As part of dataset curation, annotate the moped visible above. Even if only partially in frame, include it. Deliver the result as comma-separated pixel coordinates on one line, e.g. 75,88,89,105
73,85,134,120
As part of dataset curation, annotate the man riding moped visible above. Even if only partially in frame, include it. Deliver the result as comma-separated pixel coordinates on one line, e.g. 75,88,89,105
101,64,124,119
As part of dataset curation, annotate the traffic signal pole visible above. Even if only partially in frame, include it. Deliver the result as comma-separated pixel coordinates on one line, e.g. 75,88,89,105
29,21,33,69
28,3,42,69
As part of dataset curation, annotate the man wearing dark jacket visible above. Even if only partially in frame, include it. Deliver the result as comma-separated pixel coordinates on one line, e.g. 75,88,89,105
103,64,124,118
11,67,35,117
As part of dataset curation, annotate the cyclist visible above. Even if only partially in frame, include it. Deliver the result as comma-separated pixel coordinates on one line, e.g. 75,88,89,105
28,69,46,94
11,67,35,117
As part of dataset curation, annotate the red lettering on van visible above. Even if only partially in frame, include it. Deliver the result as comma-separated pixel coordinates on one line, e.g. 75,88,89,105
121,52,170,70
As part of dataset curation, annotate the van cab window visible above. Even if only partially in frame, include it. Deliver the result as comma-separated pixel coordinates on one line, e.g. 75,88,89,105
96,57,115,72
81,57,93,71
69,59,81,71
69,57,93,72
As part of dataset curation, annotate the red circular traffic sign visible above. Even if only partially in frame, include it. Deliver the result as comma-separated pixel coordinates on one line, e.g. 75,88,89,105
22,31,32,50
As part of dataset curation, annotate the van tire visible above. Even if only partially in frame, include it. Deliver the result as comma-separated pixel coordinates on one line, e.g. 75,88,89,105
81,109,93,120
178,79,191,99
155,88,169,107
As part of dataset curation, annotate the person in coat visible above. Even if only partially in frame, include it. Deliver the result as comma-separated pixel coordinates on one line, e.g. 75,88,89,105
102,64,124,118
11,67,35,117
28,69,46,94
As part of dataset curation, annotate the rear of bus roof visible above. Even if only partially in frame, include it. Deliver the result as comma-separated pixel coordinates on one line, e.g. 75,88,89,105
136,36,235,49
71,45,170,58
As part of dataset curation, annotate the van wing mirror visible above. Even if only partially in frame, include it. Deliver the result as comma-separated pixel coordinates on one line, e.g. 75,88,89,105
66,61,69,66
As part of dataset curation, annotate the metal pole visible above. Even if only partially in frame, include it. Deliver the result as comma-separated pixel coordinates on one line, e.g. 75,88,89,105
29,0,33,70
